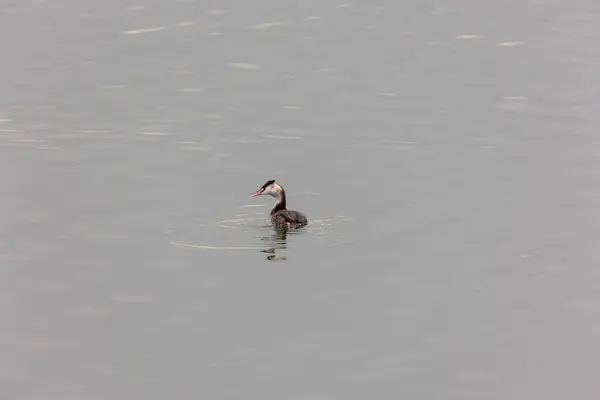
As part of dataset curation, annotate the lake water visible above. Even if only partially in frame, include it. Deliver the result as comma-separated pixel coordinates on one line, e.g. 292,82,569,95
2,0,600,399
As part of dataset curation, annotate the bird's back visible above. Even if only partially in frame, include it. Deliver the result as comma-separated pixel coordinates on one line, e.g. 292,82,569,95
272,209,308,227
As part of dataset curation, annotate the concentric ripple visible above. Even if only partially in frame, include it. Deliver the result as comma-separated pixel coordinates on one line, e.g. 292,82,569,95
170,215,352,251
216,215,352,234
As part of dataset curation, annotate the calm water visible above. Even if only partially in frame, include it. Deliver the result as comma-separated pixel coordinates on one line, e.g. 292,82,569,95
2,0,600,398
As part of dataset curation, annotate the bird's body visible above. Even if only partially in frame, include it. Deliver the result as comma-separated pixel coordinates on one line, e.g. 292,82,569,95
252,180,308,228
271,209,308,227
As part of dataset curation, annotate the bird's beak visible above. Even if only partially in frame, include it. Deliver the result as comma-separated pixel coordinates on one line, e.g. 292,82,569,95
251,190,262,197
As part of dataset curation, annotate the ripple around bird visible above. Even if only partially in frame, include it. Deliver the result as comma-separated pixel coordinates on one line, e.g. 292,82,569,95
170,215,353,252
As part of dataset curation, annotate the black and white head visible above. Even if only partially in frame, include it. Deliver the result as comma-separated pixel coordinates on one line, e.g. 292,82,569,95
251,179,282,198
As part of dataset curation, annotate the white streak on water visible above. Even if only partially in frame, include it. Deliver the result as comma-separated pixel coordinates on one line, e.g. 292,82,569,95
262,134,301,140
122,21,196,35
247,21,287,29
171,242,262,251
176,142,212,151
226,62,260,70
172,21,196,28
72,129,114,134
498,41,523,47
11,138,46,143
503,96,528,101
176,88,203,92
455,34,481,40
123,26,167,35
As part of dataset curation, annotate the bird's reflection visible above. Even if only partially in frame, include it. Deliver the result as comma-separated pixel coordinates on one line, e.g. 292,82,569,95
260,226,289,261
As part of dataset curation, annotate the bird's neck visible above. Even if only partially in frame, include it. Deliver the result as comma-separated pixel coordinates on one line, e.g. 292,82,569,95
270,189,287,215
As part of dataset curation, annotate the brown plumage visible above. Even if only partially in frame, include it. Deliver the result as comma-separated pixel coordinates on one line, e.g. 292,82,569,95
251,180,308,228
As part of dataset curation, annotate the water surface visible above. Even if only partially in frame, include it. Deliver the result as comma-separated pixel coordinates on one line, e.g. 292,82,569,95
2,0,600,399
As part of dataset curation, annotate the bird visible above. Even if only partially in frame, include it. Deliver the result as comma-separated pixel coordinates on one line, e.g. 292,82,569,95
251,180,308,227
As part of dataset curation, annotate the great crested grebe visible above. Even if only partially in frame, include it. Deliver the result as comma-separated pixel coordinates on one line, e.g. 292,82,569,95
251,180,308,227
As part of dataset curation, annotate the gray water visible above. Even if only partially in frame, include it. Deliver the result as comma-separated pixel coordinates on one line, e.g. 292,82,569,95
2,0,600,399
